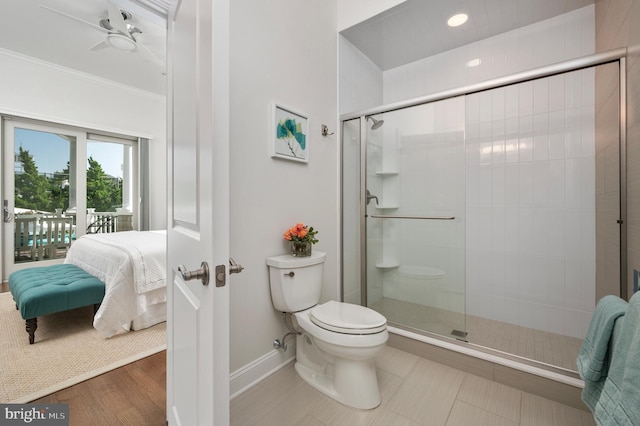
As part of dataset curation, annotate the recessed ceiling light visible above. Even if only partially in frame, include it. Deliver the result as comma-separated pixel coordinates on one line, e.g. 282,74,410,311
466,58,481,67
447,13,468,27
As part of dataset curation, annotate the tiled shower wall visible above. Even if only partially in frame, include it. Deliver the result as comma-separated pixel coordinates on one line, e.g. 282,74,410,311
465,70,597,339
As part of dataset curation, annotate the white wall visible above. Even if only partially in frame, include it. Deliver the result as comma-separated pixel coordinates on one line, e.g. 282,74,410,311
339,36,384,114
229,0,338,374
0,49,166,281
337,0,406,32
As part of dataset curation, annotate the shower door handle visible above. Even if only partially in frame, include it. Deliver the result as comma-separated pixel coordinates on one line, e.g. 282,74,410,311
370,214,455,220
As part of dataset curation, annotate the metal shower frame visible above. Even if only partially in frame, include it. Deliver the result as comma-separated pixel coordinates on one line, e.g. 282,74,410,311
340,47,629,307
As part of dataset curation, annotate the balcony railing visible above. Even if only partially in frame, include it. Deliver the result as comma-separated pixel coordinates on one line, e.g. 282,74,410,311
14,210,133,262
86,212,133,234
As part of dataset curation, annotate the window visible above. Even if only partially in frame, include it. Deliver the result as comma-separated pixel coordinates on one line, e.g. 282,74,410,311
85,135,138,234
3,117,142,269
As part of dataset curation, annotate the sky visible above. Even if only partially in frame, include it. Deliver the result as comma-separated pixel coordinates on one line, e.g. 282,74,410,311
15,128,124,178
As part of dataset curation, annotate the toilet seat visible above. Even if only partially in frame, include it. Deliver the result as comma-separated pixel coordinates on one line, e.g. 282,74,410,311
310,301,387,335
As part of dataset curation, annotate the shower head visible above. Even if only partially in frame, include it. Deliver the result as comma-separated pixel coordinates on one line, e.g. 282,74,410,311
366,116,384,130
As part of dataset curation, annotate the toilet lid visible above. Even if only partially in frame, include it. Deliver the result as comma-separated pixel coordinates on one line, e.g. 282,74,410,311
310,301,387,335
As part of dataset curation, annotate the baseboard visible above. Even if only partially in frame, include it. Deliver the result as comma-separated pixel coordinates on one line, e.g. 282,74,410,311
230,343,296,399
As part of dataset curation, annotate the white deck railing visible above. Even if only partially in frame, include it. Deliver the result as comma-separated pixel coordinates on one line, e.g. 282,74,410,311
14,210,133,262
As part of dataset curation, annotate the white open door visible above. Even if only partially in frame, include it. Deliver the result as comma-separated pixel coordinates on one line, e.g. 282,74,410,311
167,0,231,424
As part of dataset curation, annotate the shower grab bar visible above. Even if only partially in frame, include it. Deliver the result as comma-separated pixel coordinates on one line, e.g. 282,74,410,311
370,214,455,220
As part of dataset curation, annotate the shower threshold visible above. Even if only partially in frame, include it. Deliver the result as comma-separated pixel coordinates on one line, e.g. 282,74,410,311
370,297,582,374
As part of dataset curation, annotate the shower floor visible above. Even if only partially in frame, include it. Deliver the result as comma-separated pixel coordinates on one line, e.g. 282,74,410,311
370,297,583,372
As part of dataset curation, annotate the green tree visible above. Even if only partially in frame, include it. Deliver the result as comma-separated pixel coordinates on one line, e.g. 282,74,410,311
48,162,70,212
15,147,50,211
86,156,122,212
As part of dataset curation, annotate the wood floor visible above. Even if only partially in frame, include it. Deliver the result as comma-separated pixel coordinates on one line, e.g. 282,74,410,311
33,351,167,426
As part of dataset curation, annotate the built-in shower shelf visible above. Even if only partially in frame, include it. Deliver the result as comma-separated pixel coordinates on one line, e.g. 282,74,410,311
375,171,398,176
375,262,399,270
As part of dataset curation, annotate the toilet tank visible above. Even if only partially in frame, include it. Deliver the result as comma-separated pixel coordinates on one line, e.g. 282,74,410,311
266,251,326,312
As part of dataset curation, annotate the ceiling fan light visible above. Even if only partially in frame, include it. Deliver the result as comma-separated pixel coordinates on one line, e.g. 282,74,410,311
107,33,136,51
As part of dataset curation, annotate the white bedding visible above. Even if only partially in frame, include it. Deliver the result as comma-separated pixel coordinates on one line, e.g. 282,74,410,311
65,230,167,337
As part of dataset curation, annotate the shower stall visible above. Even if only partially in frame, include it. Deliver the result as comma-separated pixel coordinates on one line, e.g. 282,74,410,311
341,50,625,375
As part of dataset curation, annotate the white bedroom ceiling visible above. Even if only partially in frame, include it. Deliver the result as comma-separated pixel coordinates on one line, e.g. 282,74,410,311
341,0,595,71
0,0,168,95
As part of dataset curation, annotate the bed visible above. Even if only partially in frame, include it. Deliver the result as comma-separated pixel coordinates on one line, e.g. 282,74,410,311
64,230,167,338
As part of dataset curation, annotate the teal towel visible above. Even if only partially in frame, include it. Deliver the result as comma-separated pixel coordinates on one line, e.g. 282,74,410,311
582,291,640,425
577,295,627,382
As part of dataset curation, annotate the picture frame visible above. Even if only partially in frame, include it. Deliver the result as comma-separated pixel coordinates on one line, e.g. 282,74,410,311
270,103,309,163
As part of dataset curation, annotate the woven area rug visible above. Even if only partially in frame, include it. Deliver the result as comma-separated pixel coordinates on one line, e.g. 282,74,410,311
0,292,166,403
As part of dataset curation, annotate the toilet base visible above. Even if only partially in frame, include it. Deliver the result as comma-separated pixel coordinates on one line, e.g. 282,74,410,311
294,356,381,410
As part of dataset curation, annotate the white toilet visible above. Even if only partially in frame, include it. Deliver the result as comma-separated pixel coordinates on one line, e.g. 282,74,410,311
267,251,388,409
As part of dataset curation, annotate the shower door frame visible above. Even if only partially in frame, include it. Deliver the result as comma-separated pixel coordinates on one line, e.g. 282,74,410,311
341,46,629,319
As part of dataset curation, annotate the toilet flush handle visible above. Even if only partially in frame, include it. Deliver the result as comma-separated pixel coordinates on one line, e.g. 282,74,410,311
284,271,295,277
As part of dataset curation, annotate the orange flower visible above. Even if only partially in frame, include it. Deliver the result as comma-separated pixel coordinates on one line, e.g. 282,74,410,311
282,222,319,244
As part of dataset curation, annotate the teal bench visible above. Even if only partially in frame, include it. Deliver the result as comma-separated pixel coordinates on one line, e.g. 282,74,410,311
8,264,105,344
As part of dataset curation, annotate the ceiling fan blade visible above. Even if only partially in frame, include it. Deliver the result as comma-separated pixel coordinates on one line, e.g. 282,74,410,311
40,5,108,34
106,0,129,34
90,40,110,51
136,40,164,67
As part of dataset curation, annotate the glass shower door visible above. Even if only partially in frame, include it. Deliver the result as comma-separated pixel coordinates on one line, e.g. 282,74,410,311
365,97,467,340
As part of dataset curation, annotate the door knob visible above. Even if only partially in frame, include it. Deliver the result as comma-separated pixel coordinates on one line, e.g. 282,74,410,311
229,258,244,274
178,262,209,286
213,258,244,287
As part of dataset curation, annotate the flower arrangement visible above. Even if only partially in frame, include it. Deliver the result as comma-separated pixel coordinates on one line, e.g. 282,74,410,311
283,223,318,257
283,223,318,244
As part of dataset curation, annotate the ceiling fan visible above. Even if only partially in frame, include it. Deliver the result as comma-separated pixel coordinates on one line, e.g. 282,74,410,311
40,0,163,66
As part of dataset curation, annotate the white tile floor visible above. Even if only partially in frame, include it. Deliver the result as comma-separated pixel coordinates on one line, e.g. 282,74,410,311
230,346,595,426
